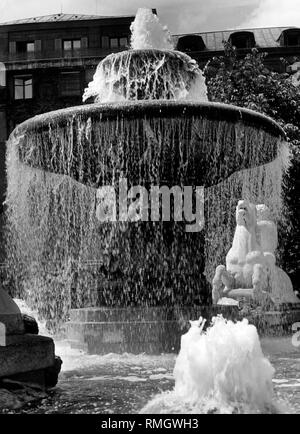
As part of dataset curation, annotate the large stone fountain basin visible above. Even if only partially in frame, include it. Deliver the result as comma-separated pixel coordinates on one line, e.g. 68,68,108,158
12,101,285,188
6,100,292,353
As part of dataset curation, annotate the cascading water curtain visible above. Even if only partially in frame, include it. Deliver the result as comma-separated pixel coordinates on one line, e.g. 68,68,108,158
5,109,288,331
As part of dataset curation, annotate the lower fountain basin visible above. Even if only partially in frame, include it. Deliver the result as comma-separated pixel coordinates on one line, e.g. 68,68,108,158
66,304,300,355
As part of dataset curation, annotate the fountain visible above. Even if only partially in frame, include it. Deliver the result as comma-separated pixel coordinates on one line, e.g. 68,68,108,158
141,316,277,414
4,8,300,357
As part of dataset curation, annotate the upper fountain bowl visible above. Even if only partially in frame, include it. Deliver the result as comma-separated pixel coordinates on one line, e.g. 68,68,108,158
83,49,208,103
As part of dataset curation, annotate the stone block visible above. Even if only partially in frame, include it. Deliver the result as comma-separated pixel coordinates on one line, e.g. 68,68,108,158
66,305,240,354
0,313,24,335
0,334,55,378
66,305,300,354
67,320,181,354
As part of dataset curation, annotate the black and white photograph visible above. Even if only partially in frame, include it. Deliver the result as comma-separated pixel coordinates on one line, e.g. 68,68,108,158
0,0,299,422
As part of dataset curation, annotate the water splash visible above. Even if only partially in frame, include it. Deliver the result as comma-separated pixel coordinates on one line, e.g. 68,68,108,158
83,8,207,103
130,8,174,50
5,103,287,329
141,316,277,414
83,50,207,103
4,8,288,330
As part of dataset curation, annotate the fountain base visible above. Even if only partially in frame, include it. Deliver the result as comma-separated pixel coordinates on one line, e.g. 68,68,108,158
0,293,61,392
0,313,24,336
0,334,61,388
0,332,62,410
67,306,239,355
66,304,300,354
0,307,61,410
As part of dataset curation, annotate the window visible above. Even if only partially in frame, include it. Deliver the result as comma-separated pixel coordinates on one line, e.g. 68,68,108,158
229,32,256,49
287,34,300,46
26,42,35,52
119,37,128,47
14,76,33,100
0,63,6,87
283,29,300,46
177,35,206,52
16,41,35,53
110,38,119,49
63,39,81,51
109,37,128,48
85,69,95,85
60,72,81,96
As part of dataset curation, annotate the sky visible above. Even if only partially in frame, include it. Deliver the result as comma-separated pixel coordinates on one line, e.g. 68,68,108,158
0,0,300,33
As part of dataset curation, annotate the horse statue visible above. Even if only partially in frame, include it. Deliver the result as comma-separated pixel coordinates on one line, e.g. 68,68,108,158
212,199,299,306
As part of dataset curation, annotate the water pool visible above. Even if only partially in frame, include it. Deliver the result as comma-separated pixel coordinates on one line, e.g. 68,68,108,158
2,336,299,414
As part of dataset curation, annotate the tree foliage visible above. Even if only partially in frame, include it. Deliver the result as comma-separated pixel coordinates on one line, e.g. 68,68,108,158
204,44,300,288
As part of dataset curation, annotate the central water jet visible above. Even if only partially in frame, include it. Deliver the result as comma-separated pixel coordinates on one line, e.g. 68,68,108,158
141,316,277,414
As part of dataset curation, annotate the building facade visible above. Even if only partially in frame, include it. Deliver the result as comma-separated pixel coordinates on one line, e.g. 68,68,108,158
175,27,300,71
0,14,300,259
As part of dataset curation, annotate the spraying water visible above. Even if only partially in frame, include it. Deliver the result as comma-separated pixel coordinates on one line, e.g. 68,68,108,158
5,8,289,332
141,316,277,414
130,8,174,50
82,50,207,103
5,104,287,329
83,8,207,103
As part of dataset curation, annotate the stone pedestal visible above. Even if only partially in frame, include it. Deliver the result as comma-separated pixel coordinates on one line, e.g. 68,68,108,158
0,330,60,390
0,290,61,394
244,302,300,335
0,334,54,379
66,304,300,355
0,313,24,337
66,305,239,355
